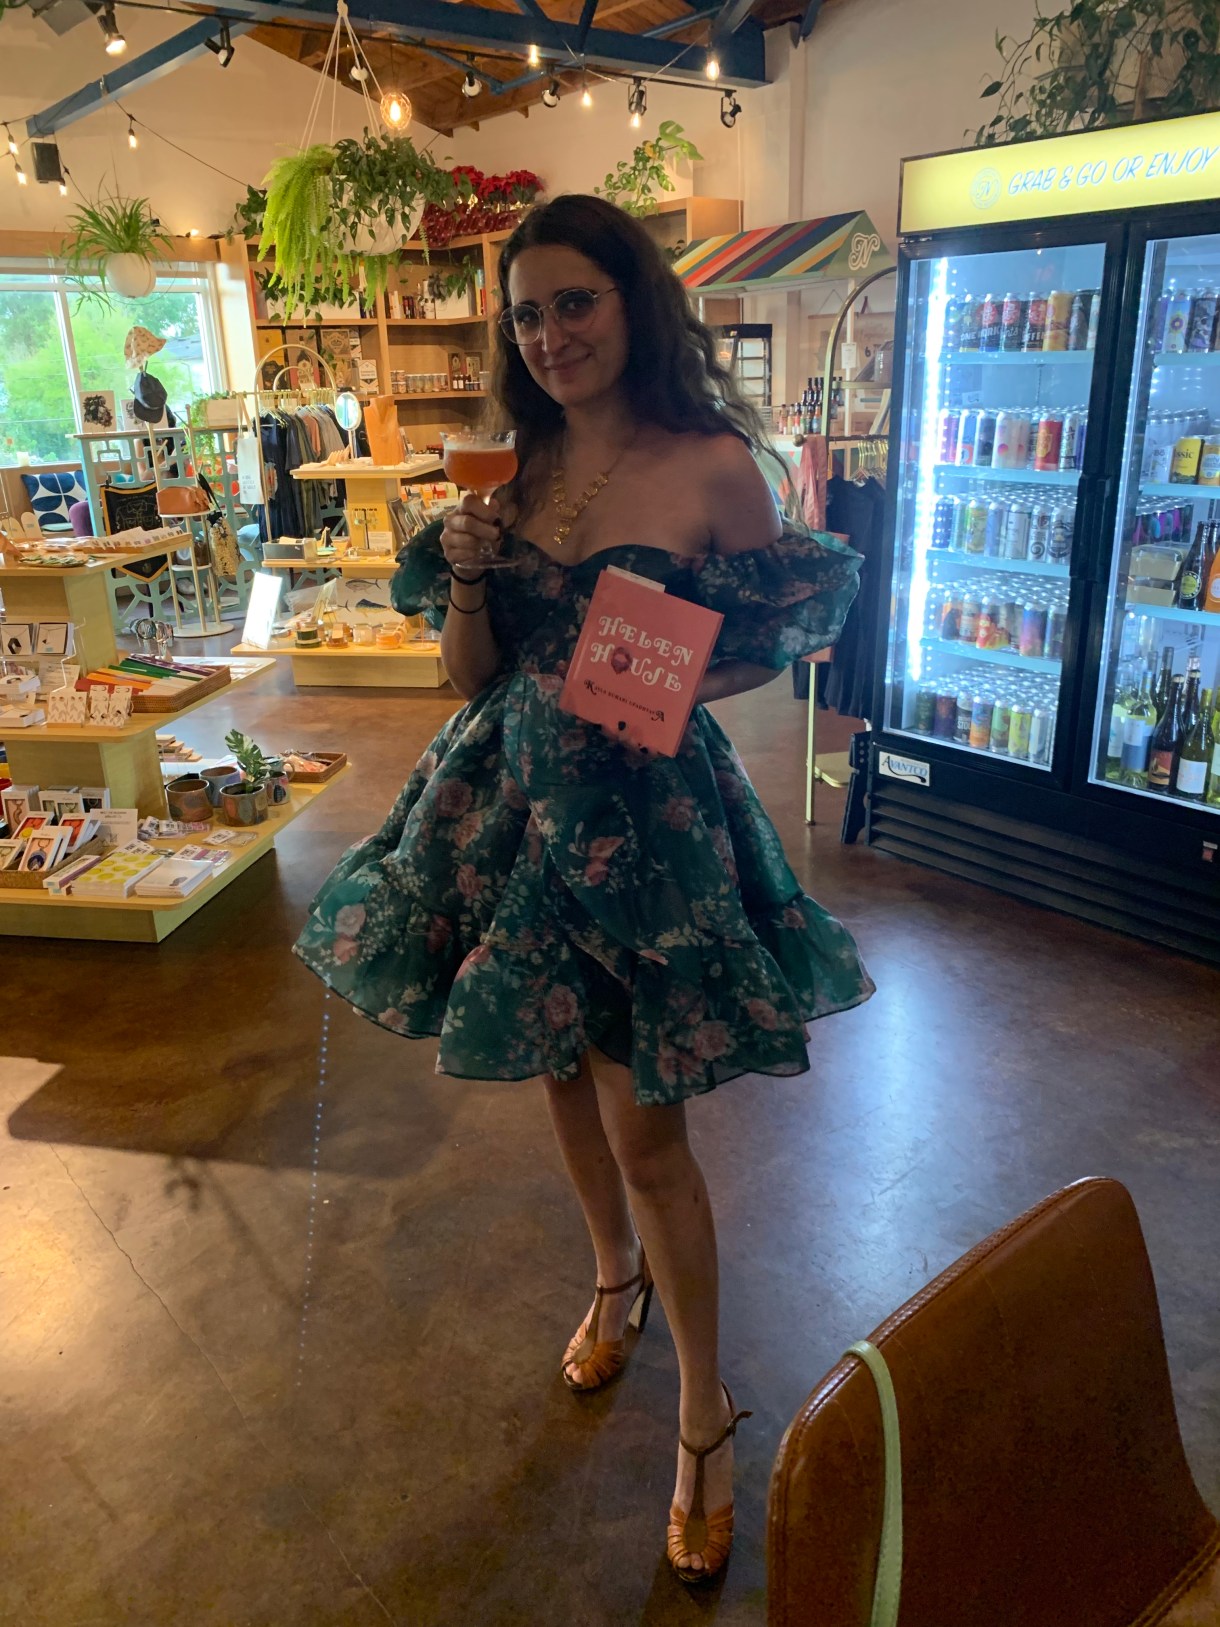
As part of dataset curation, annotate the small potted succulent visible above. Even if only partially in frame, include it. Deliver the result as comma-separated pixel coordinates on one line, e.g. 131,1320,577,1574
220,729,284,825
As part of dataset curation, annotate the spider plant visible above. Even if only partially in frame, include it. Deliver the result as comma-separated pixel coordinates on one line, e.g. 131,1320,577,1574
61,190,173,309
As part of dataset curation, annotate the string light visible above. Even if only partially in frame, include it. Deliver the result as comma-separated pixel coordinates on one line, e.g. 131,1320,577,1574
59,169,69,197
581,73,593,108
379,89,411,128
627,78,646,129
528,42,539,66
461,69,481,98
706,51,720,81
15,160,27,186
4,124,17,158
127,115,138,149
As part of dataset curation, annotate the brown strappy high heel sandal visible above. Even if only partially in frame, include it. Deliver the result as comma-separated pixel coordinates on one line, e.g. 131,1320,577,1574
561,1256,654,1393
667,1383,752,1585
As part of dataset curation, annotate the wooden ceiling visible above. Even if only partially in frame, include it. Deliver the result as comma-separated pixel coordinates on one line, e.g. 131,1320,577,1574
252,0,816,137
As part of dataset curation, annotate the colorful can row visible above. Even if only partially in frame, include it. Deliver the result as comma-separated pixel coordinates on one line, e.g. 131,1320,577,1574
1149,286,1220,354
915,682,1056,763
938,406,1088,472
946,289,1099,354
930,494,1074,563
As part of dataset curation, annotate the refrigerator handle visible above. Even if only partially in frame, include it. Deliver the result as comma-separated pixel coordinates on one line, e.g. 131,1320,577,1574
1076,473,1114,583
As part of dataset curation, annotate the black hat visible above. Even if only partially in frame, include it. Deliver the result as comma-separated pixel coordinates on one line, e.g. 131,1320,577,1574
131,368,168,423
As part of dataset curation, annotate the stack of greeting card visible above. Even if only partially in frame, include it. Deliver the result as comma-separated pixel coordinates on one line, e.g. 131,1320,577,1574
71,844,163,899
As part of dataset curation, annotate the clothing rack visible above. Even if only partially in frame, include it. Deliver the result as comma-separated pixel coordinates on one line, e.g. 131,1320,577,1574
820,266,897,475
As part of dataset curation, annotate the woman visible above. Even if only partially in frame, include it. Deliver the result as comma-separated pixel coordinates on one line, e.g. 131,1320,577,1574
295,195,874,1584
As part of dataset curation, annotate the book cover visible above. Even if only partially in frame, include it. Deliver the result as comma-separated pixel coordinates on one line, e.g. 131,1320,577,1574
558,566,723,757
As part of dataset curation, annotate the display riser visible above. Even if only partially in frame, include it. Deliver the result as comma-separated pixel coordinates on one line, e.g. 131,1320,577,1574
5,734,165,817
866,772,1220,965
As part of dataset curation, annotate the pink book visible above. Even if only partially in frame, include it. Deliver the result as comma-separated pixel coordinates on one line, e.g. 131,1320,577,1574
559,566,723,756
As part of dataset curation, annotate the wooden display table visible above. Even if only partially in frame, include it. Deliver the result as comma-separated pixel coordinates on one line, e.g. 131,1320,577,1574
292,454,444,538
232,638,444,689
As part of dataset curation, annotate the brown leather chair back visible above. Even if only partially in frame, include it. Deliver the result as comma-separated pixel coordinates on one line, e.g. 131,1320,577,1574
767,1178,1219,1627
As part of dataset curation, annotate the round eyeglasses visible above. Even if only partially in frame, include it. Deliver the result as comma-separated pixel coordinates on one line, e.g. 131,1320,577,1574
498,286,620,346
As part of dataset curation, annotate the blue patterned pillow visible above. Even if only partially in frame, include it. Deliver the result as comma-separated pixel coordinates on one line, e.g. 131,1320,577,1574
22,468,88,531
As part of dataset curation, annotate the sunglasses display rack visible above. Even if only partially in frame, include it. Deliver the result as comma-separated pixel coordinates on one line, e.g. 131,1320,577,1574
0,544,346,943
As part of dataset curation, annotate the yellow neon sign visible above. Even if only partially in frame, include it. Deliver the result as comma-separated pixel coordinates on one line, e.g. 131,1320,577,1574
901,111,1220,235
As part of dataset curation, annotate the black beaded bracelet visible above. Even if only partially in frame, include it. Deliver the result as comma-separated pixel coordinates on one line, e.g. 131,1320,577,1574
448,580,488,614
450,567,489,586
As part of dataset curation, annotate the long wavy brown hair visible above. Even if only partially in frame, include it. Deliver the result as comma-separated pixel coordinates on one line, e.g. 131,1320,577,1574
492,194,765,520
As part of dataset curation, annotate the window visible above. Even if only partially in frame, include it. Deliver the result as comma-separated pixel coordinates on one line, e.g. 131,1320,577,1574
0,266,224,466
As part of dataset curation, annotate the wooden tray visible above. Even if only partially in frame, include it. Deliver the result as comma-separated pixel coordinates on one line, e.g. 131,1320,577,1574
0,835,106,889
287,751,347,784
131,665,232,714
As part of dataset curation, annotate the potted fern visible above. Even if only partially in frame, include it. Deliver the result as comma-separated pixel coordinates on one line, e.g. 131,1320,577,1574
259,132,459,318
62,190,172,305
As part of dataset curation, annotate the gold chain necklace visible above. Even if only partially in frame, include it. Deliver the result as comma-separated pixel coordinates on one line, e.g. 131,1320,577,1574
550,434,635,548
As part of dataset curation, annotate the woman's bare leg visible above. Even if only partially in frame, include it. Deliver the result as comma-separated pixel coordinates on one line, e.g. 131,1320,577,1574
543,1056,645,1384
586,1049,734,1576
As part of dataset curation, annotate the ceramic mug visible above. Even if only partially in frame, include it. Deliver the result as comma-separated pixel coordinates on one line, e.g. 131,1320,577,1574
167,775,212,822
220,781,269,827
200,765,241,807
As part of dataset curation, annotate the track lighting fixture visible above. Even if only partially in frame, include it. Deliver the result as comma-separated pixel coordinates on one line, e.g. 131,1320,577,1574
461,69,481,99
98,1,126,56
59,167,71,197
706,51,720,81
541,78,561,108
205,20,234,67
719,89,740,129
528,42,539,66
627,77,646,129
127,115,138,149
350,61,370,82
4,124,16,158
380,89,411,128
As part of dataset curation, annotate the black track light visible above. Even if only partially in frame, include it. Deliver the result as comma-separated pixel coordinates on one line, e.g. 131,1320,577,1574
627,78,646,128
461,68,481,99
541,78,561,109
98,1,126,56
206,20,234,67
719,89,741,129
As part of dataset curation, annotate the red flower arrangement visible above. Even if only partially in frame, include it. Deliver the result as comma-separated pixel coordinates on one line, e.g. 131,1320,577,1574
422,165,543,245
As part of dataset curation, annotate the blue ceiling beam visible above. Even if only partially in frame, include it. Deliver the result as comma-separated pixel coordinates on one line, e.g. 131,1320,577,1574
491,5,723,96
710,0,757,48
799,0,823,40
405,41,507,90
575,0,599,52
26,17,255,137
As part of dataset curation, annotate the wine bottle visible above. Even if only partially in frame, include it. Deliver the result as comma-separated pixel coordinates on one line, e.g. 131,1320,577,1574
1207,690,1220,807
1119,669,1157,788
1205,522,1220,615
1104,662,1134,781
1153,645,1175,718
1175,683,1212,802
1148,675,1185,791
1178,524,1208,610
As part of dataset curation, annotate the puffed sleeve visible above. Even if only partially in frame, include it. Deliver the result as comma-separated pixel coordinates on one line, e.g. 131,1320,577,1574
692,523,864,669
390,518,450,630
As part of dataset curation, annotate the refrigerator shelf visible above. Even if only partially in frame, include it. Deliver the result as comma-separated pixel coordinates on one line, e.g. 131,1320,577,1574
934,463,1080,488
942,350,1094,366
902,730,1051,769
1096,776,1220,815
1123,601,1220,626
930,552,1069,579
1140,480,1219,499
1152,350,1220,368
922,637,1062,676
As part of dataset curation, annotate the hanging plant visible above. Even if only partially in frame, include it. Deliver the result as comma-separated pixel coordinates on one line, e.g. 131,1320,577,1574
595,123,703,217
61,190,173,309
258,132,460,317
970,0,1220,145
230,184,268,243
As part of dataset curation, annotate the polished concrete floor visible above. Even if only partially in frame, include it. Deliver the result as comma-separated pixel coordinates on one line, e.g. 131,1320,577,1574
3,665,1218,1627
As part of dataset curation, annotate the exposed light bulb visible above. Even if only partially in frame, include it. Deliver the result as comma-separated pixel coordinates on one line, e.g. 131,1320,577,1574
187,227,199,237
4,125,16,158
99,3,126,55
379,88,412,129
630,111,640,129
706,53,720,81
581,85,593,108
127,117,138,149
15,163,27,186
528,42,539,66
59,179,68,196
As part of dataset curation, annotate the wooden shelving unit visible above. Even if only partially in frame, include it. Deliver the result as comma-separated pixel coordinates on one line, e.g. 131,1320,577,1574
232,639,444,689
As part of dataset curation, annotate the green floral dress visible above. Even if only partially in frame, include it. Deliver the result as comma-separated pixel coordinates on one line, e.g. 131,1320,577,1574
294,521,875,1106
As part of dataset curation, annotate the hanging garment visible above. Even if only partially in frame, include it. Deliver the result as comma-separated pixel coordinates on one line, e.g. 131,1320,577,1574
823,473,886,720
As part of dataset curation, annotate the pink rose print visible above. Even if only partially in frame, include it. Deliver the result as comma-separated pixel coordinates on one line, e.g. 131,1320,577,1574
334,903,366,938
584,834,625,887
544,985,579,1030
657,1043,703,1087
610,647,631,675
782,905,806,931
660,795,697,832
534,672,564,696
692,1021,731,1060
746,998,780,1031
453,811,483,851
425,914,453,954
456,943,492,981
501,776,528,811
540,568,564,599
332,936,358,965
456,864,485,900
715,769,747,805
560,729,587,755
377,1007,410,1033
435,779,473,819
710,825,739,884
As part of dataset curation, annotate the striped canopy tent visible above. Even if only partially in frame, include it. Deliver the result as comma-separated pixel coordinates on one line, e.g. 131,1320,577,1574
674,210,894,295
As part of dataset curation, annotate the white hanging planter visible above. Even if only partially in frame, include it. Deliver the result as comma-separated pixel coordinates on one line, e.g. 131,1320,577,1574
105,253,157,298
342,200,423,257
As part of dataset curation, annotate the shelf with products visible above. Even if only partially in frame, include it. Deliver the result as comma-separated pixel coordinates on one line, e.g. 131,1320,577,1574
394,391,488,403
231,639,444,690
922,637,1062,676
929,551,1069,579
1140,480,1220,500
943,350,1094,366
256,318,379,329
1123,602,1220,626
934,463,1081,488
1152,350,1220,368
386,317,489,329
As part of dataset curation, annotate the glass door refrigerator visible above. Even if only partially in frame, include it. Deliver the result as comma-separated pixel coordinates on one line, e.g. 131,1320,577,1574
868,114,1220,963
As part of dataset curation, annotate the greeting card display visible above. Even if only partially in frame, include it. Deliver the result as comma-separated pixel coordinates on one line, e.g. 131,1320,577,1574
559,567,723,757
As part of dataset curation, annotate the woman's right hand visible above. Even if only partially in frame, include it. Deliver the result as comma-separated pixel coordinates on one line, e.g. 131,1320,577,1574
441,492,503,577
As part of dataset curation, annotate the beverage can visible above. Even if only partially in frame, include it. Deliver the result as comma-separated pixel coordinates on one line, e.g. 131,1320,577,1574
1148,436,1174,483
1013,410,1032,469
1001,292,1026,351
999,601,1022,649
1047,601,1068,661
1069,290,1093,350
1148,293,1170,352
1002,504,1032,560
1028,507,1053,561
1034,412,1064,471
984,500,1008,557
1164,291,1192,352
1172,435,1204,482
990,697,1012,754
993,409,1021,469
1009,703,1033,759
959,497,989,554
974,410,996,467
1029,707,1051,764
1049,506,1073,564
1060,410,1083,472
1086,291,1101,350
1044,290,1073,350
954,690,974,743
959,595,982,643
943,298,963,352
938,589,963,641
956,408,979,466
934,689,957,738
977,600,1005,650
937,407,960,463
1187,289,1218,353
1198,434,1220,486
969,694,994,749
932,495,956,549
978,293,1002,352
958,294,980,351
1020,600,1048,660
1023,294,1048,351
914,683,937,734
